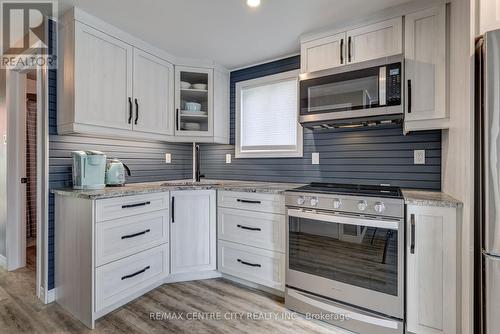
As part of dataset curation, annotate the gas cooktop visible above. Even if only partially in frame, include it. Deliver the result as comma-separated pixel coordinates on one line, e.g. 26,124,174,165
288,182,402,199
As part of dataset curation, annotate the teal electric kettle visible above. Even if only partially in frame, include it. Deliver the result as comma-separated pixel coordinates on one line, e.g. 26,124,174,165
105,158,131,186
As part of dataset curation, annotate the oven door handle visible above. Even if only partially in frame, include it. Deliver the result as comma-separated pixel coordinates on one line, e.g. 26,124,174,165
287,209,399,230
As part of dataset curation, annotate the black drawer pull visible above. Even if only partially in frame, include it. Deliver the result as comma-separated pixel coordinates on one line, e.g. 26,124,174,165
121,201,151,209
237,224,261,231
237,259,261,267
121,266,150,280
237,199,261,204
121,229,150,240
410,214,416,254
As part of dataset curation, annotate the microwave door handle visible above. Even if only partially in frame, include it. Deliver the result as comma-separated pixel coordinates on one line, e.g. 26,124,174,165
379,66,387,106
287,209,399,230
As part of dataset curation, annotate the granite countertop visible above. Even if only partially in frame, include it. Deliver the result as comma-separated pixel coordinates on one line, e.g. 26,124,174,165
402,189,462,208
51,179,305,200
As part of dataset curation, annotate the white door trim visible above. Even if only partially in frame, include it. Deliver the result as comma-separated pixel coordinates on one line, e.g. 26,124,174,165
5,64,50,304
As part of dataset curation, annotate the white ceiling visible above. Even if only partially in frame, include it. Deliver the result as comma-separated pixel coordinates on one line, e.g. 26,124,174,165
58,0,414,70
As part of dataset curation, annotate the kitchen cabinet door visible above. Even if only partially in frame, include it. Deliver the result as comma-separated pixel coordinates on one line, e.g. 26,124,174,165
170,190,216,274
406,204,458,334
480,0,500,34
404,5,448,131
300,32,346,73
74,22,133,130
346,17,402,64
132,49,174,135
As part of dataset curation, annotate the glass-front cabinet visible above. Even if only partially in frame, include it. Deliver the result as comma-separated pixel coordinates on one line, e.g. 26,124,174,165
175,66,214,137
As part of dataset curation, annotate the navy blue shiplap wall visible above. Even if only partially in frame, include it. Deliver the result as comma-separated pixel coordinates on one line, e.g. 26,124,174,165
47,24,191,290
201,55,442,190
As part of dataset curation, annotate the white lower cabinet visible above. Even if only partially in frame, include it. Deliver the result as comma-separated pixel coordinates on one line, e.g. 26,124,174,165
95,244,169,312
55,192,171,329
218,240,285,291
217,191,286,292
170,190,217,274
406,204,460,334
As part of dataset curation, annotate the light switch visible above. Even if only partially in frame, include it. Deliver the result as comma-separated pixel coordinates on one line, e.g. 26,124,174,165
312,152,320,165
226,154,232,164
414,150,425,165
165,153,172,164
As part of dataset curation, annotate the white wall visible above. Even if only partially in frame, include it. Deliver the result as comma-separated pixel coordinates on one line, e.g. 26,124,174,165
0,69,6,257
441,0,475,333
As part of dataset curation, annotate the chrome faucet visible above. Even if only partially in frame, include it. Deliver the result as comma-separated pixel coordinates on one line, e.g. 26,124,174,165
193,143,204,182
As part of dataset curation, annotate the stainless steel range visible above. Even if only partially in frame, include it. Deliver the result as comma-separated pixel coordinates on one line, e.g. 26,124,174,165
284,183,404,334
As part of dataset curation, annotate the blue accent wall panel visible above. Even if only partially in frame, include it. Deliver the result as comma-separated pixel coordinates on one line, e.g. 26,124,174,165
201,55,442,190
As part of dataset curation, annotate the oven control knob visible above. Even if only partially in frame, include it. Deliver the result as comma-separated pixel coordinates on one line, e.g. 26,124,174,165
310,197,319,206
374,202,386,213
297,196,305,205
332,198,342,209
357,200,368,211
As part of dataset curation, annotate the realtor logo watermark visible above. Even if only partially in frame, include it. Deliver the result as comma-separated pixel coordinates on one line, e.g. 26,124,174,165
1,0,57,69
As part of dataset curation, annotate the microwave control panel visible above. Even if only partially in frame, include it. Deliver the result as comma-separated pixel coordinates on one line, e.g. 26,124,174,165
386,63,402,106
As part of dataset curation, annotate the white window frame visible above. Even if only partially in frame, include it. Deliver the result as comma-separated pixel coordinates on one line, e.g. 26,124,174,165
235,70,303,158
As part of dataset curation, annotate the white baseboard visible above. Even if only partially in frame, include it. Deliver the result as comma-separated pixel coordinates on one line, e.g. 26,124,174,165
221,273,285,298
47,288,56,303
0,254,6,269
164,270,221,284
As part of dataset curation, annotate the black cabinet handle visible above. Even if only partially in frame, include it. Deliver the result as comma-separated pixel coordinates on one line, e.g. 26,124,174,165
348,36,352,63
237,259,261,267
176,108,179,130
237,199,261,204
134,98,139,125
128,97,133,124
171,196,175,223
340,38,344,64
237,224,261,231
410,213,415,254
121,201,151,209
121,266,150,280
407,80,412,114
121,229,150,240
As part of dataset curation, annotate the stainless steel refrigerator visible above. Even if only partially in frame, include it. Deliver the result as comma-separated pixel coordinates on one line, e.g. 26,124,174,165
476,29,500,334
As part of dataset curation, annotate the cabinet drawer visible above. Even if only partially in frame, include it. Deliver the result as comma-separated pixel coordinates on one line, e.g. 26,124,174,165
218,240,284,291
96,210,169,266
217,191,284,214
95,192,169,222
95,244,169,312
218,208,285,252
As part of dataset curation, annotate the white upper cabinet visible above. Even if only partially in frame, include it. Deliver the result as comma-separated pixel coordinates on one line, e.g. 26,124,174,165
58,8,229,144
480,0,500,34
404,5,448,132
132,49,174,136
301,32,346,73
346,17,403,64
72,22,133,131
175,66,214,138
406,204,459,334
300,17,402,74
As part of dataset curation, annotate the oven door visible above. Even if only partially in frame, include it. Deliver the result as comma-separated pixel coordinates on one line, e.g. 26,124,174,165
299,58,402,124
286,208,403,319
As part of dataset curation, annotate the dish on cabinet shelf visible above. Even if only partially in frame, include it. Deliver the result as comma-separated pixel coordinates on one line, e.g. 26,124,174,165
181,122,202,131
184,102,202,112
181,110,207,115
180,81,191,89
192,83,208,90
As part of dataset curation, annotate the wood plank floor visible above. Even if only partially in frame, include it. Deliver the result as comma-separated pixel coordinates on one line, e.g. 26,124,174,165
0,264,348,333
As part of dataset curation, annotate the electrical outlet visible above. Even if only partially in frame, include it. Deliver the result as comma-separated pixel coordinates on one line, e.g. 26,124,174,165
312,152,320,165
414,150,425,165
226,154,232,164
165,153,172,164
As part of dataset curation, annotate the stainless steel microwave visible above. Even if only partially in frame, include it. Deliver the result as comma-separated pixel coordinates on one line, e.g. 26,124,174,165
299,55,403,126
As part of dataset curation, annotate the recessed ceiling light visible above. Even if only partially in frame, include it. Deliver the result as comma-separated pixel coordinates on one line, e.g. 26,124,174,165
247,0,261,8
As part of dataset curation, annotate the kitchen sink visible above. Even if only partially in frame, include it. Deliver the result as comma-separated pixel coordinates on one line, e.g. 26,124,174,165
160,181,222,187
